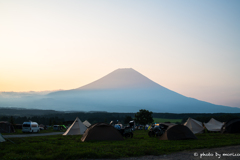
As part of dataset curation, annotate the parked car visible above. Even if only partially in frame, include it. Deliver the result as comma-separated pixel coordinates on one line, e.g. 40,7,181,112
53,125,66,131
39,127,44,130
22,121,40,133
53,125,60,131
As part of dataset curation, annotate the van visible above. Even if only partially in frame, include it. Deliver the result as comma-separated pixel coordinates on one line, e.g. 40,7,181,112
22,122,40,133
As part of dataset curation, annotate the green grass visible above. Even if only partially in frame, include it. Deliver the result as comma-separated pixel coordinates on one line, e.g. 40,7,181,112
1,130,240,160
2,128,65,135
153,118,182,123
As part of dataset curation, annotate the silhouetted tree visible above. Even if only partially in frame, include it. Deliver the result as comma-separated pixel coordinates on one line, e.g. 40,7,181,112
134,109,153,127
124,116,132,124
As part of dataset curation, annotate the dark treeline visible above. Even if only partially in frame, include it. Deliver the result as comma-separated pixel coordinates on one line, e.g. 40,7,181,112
0,112,136,125
60,112,135,124
0,107,61,117
0,116,65,126
153,113,240,120
1,111,240,126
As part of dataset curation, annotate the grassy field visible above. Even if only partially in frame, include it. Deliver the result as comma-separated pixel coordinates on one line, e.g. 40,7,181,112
1,130,240,160
153,118,182,123
2,128,66,135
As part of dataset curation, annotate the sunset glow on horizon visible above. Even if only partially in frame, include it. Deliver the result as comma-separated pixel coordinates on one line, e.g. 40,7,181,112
0,0,240,108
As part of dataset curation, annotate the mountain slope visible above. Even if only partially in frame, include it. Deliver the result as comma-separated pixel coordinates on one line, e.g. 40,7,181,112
46,68,240,113
77,68,162,90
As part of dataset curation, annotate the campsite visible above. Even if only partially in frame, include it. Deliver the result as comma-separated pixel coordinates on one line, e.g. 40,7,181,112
1,115,240,160
1,110,240,160
1,129,240,160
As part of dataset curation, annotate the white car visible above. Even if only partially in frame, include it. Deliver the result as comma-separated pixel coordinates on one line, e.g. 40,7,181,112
22,122,40,133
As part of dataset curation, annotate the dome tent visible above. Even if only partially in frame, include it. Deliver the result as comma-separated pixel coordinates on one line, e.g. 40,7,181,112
159,125,197,140
221,118,240,133
81,122,124,142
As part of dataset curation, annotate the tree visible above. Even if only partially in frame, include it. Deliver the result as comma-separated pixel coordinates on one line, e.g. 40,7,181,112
124,116,132,124
134,109,154,126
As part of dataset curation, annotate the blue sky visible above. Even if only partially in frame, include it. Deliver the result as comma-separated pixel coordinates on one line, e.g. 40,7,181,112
0,0,240,108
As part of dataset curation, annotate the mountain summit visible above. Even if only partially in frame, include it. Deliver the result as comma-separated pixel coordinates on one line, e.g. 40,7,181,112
78,68,162,90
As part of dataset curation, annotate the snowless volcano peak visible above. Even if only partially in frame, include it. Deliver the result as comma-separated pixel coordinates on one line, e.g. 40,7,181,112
45,68,240,113
77,68,162,90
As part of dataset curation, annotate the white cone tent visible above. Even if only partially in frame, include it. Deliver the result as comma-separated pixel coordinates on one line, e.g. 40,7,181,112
63,117,87,135
184,118,204,134
204,118,224,132
83,120,91,128
0,133,5,142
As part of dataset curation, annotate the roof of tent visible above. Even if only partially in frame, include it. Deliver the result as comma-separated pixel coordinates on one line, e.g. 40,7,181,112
221,118,240,133
83,120,91,127
204,118,224,132
81,122,124,142
63,117,87,135
159,125,197,140
184,118,204,134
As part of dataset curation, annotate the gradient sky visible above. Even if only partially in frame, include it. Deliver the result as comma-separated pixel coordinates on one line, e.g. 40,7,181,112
0,0,240,108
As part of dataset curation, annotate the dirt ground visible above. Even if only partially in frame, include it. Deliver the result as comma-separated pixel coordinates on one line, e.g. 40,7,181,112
120,145,240,160
86,145,240,160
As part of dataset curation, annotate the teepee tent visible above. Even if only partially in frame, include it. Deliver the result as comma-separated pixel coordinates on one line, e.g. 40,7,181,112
204,118,224,132
0,133,5,142
184,118,204,134
63,117,87,135
83,120,91,127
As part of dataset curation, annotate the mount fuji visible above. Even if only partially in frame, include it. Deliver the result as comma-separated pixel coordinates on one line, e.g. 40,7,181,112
43,68,240,113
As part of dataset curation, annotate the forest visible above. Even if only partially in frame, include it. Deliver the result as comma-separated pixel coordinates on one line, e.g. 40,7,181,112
1,107,240,126
0,108,240,125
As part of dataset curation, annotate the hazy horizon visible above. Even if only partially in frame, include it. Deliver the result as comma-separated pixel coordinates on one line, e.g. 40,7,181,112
1,1,240,108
